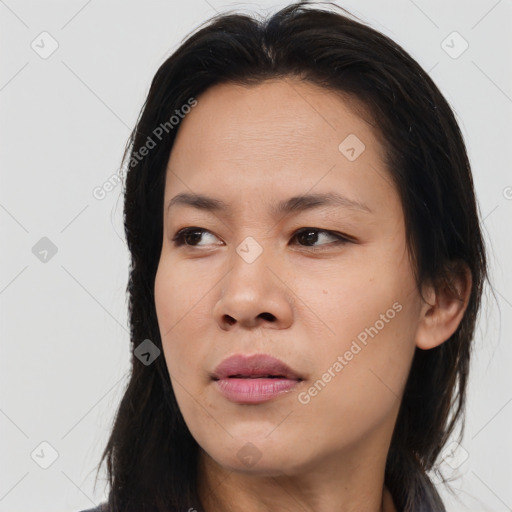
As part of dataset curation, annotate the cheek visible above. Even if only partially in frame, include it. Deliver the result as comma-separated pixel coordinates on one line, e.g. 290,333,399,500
298,253,420,405
154,263,218,441
154,256,230,414
296,251,415,340
154,261,206,379
294,298,418,450
155,254,215,328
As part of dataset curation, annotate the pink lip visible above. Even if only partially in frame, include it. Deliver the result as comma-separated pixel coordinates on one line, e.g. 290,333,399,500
212,353,303,404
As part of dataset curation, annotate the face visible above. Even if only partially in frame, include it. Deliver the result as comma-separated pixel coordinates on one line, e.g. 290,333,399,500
154,78,425,477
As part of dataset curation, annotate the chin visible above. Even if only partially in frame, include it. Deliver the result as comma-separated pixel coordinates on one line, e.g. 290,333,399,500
202,436,306,476
222,454,299,477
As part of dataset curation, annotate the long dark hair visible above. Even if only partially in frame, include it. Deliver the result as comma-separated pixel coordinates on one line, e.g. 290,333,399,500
94,2,488,510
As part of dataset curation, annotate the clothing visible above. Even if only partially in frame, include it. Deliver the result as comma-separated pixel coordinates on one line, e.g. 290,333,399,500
78,505,107,512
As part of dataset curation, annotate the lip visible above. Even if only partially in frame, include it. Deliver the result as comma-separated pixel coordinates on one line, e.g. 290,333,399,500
212,353,303,404
212,353,302,380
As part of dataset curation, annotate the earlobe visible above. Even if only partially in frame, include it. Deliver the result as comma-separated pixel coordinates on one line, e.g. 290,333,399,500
415,263,472,350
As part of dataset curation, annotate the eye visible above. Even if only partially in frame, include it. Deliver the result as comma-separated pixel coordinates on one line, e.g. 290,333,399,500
290,228,350,248
172,226,351,249
172,227,221,247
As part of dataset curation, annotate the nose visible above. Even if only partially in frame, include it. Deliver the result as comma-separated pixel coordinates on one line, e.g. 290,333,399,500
213,245,294,331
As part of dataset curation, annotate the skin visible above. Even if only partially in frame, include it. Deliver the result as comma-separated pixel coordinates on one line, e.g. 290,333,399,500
154,78,471,512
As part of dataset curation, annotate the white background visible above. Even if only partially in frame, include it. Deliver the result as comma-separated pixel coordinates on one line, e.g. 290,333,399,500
0,1,511,510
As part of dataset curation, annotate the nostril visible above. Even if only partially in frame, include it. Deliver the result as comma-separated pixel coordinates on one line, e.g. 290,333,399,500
259,312,276,322
223,315,236,326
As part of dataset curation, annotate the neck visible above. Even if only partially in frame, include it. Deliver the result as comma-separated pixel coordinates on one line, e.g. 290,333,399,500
197,436,397,512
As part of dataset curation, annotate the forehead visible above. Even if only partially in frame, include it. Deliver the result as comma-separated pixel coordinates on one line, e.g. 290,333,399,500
170,78,379,156
164,78,397,218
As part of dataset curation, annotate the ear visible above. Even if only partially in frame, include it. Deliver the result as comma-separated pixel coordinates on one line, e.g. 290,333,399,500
415,262,472,350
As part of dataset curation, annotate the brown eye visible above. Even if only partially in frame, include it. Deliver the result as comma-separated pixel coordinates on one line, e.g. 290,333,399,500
172,227,220,247
291,228,350,248
171,226,351,249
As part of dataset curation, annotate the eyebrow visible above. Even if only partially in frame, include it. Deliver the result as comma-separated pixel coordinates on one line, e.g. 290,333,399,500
166,191,372,217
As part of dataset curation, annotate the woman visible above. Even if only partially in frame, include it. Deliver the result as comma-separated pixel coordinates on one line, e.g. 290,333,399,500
80,2,488,511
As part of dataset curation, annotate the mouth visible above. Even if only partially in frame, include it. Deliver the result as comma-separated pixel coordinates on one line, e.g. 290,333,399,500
211,353,303,381
211,353,304,404
226,374,296,379
213,375,302,404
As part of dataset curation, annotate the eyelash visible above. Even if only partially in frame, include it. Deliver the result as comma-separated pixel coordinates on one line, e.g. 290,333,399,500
171,227,352,249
